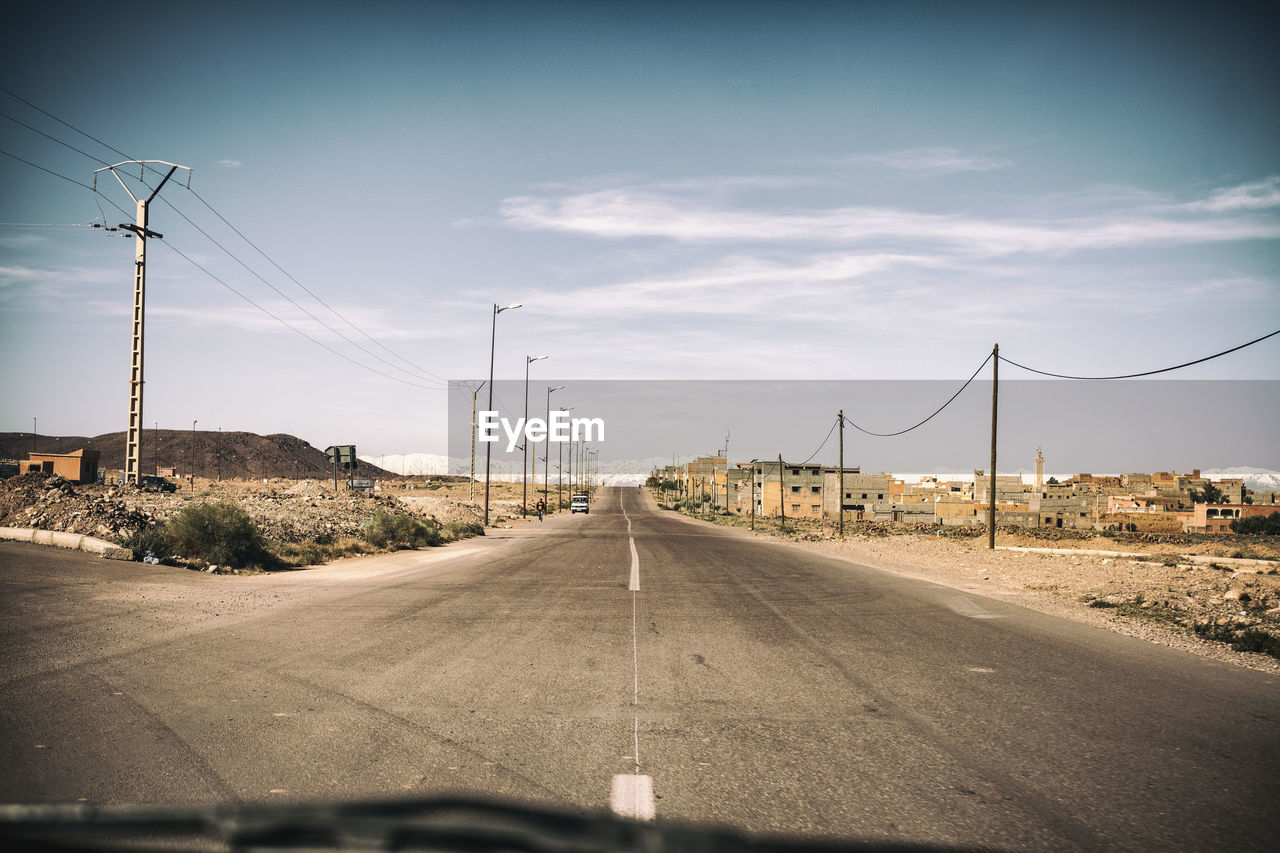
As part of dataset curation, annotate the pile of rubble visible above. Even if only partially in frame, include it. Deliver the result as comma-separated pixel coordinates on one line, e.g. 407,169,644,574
0,473,476,546
0,473,155,542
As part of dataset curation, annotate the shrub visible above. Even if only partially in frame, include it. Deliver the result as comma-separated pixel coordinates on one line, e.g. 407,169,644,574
165,501,269,568
1193,620,1280,659
441,521,484,541
271,535,376,568
361,510,443,549
1230,512,1280,535
123,523,174,562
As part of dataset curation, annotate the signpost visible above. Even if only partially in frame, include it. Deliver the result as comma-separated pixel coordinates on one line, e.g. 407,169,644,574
325,445,357,493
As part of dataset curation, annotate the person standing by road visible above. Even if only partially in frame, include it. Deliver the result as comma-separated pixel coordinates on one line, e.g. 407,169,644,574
536,499,545,522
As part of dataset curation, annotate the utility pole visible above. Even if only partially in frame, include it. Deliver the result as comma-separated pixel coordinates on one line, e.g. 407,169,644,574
93,161,191,485
838,410,845,538
989,343,999,551
190,419,197,493
466,380,486,501
32,418,36,455
750,460,757,530
778,454,786,530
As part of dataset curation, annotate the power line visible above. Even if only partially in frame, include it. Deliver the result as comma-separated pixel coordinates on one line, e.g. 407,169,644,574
1,86,137,167
2,87,453,388
799,415,838,465
156,195,447,389
184,187,452,386
999,329,1280,379
158,241,444,392
1,147,96,193
1,109,111,167
844,351,994,438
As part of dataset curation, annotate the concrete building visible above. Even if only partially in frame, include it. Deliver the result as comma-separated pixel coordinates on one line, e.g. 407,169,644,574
20,449,100,484
973,471,1026,503
753,460,825,519
823,470,889,520
1186,503,1278,534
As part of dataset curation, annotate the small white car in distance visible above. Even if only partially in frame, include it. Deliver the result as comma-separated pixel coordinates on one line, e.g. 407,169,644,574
571,494,589,514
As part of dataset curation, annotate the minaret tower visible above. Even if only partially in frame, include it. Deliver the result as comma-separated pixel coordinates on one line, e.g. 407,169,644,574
1035,448,1045,490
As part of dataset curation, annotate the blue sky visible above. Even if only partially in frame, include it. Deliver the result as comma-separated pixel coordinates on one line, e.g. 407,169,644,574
2,1,1277,464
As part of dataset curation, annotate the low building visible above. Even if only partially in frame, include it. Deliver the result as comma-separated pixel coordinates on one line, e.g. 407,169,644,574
1185,503,1278,534
752,460,825,519
20,449,100,484
823,470,887,520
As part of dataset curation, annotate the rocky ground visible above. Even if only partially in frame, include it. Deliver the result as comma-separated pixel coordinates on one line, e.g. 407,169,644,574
661,502,1280,674
0,472,540,549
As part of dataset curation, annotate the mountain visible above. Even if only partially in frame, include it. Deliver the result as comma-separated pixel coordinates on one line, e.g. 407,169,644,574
2,431,395,480
358,453,451,476
1201,467,1280,493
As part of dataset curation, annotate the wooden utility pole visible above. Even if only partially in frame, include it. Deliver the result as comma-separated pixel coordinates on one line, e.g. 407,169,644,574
989,343,999,550
838,410,845,538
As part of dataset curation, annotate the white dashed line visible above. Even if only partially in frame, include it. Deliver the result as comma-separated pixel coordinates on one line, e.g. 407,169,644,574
610,772,656,821
613,499,655,821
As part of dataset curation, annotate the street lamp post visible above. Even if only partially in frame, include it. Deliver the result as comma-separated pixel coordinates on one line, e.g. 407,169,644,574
544,385,564,510
522,354,548,518
557,406,573,511
484,303,522,527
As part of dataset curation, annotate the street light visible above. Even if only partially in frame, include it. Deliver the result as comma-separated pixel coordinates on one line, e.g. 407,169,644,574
557,406,573,511
544,385,564,510
522,354,549,518
586,448,599,496
484,303,522,526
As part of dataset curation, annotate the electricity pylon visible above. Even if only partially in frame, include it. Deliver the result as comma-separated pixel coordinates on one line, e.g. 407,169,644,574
93,161,192,485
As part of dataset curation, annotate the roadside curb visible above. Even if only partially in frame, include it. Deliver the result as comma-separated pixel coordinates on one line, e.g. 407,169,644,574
0,527,133,560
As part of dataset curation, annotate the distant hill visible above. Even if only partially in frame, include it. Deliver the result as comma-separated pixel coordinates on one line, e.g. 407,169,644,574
359,453,451,476
1201,468,1280,493
0,431,397,480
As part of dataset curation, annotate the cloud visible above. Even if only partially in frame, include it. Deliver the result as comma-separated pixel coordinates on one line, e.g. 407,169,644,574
500,187,1280,254
1179,176,1280,212
833,146,1013,175
218,159,243,169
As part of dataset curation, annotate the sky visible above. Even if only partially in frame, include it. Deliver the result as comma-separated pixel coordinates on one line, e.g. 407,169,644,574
2,1,1277,470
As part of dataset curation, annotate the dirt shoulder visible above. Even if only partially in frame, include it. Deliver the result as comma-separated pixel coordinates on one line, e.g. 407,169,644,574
657,501,1280,675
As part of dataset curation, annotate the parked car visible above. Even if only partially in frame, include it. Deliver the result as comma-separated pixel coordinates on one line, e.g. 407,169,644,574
570,493,589,514
139,475,177,493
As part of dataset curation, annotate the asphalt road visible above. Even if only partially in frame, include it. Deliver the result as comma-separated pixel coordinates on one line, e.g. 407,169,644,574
2,486,1278,850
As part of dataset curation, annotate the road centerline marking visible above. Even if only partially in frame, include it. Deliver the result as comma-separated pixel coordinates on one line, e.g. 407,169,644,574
623,505,640,591
610,773,655,821
611,496,654,822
